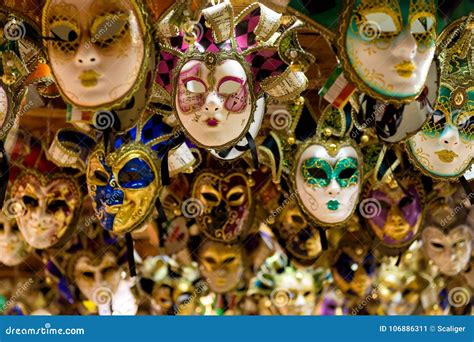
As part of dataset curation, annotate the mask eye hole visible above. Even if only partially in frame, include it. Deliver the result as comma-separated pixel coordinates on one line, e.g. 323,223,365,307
226,186,246,206
93,170,109,185
218,79,242,95
183,78,206,94
430,241,445,250
303,291,312,297
199,185,220,207
307,167,328,180
411,15,435,34
0,223,4,232
290,214,305,225
223,256,236,265
339,167,356,179
203,256,216,265
22,195,38,208
50,20,80,42
118,158,154,188
82,271,94,279
47,199,68,213
398,196,414,208
102,266,117,277
90,12,128,47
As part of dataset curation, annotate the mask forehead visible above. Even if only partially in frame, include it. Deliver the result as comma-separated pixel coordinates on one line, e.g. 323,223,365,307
301,144,358,163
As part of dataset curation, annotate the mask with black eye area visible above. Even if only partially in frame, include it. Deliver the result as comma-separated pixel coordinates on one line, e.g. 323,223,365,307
192,170,253,243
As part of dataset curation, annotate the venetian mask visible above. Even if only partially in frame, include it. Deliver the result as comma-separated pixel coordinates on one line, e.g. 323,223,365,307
0,211,30,266
407,15,473,179
377,263,426,315
197,240,244,294
72,251,121,303
339,0,436,102
276,199,323,264
363,174,424,250
293,138,362,226
332,232,375,298
192,170,253,242
42,0,152,110
155,1,311,150
86,114,171,235
422,202,472,276
273,267,317,315
10,171,81,249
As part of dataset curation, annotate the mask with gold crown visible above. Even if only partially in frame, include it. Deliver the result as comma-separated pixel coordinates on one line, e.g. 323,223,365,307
153,0,313,156
407,15,473,179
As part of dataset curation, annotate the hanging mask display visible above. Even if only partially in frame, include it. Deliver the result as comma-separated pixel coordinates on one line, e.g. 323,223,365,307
292,106,362,227
8,135,82,250
154,1,312,151
407,15,473,179
421,198,473,276
337,0,437,103
362,173,425,254
0,210,31,266
331,230,375,298
86,114,173,235
197,239,244,294
42,0,154,112
192,169,254,242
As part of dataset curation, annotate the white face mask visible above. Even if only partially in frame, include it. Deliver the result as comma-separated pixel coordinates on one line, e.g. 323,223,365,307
175,58,253,149
294,142,361,225
74,252,121,303
274,269,316,315
43,0,148,109
0,212,30,266
340,0,436,102
422,225,472,276
407,85,473,178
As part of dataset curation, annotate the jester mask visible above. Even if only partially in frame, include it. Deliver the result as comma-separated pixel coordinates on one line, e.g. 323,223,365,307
154,1,311,151
338,0,436,103
407,16,473,179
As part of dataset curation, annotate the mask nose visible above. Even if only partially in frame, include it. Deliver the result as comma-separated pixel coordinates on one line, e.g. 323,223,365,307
75,43,100,67
392,29,417,61
440,126,460,146
326,179,341,197
203,93,223,115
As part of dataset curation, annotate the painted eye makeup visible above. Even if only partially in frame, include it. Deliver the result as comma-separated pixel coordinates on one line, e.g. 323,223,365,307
49,17,80,55
90,12,129,49
302,158,331,188
217,77,243,96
